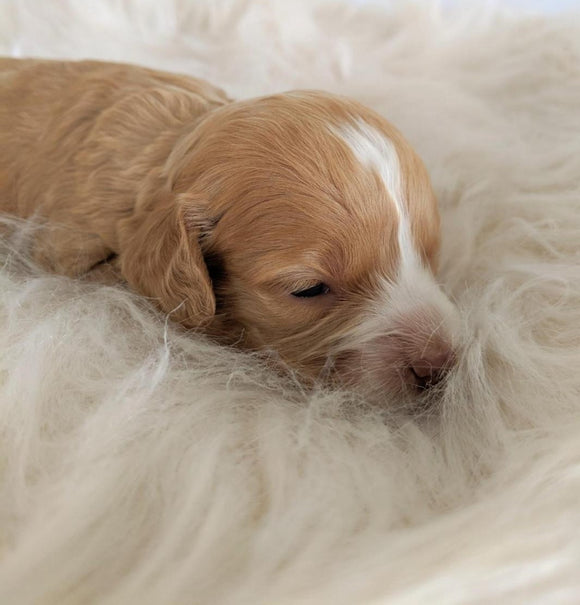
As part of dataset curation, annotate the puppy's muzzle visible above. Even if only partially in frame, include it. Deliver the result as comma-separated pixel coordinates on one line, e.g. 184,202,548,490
408,345,456,391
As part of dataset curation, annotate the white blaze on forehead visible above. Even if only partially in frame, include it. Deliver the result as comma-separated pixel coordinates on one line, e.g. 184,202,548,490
328,120,461,358
332,118,418,272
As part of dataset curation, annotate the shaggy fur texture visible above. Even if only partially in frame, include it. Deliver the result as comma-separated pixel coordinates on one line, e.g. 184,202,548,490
2,1,580,603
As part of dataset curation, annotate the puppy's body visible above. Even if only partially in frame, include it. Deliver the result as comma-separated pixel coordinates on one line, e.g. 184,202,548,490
0,58,227,273
0,58,459,402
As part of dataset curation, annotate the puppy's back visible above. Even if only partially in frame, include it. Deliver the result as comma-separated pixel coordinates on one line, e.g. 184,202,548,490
0,58,227,215
0,58,229,273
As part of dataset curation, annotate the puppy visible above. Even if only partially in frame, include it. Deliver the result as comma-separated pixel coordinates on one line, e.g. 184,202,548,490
0,58,459,402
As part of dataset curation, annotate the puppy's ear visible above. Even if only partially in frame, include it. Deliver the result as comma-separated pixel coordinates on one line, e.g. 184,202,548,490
119,191,215,328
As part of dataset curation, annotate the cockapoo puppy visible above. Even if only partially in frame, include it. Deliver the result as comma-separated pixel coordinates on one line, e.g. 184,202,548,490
0,58,459,401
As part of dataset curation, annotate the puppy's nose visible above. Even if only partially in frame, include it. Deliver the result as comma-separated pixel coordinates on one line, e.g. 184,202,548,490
409,348,456,390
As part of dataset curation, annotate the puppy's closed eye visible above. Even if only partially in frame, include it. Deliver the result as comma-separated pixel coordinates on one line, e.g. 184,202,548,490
291,282,330,298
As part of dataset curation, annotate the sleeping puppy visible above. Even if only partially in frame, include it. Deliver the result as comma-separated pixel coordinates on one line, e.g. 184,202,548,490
0,57,459,402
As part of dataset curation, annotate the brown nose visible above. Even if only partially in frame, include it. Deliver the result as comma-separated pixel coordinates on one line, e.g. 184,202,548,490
409,349,456,391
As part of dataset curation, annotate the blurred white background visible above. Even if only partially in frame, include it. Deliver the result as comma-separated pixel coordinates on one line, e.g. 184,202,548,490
446,0,579,11
353,0,580,13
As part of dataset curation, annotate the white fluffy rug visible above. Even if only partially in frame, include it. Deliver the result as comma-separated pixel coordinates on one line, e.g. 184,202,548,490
2,1,580,603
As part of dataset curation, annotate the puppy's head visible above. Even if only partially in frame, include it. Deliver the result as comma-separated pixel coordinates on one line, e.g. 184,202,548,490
124,91,459,402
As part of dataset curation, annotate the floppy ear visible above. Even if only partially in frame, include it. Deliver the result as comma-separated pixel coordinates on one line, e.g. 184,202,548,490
118,191,215,328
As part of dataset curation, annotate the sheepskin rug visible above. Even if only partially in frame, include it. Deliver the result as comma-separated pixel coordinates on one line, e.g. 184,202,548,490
2,1,580,603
